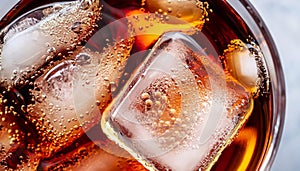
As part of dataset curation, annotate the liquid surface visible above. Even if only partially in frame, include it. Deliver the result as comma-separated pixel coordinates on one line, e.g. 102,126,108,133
0,0,271,170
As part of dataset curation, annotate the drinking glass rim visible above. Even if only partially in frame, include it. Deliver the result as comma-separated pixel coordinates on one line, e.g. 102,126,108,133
228,0,286,170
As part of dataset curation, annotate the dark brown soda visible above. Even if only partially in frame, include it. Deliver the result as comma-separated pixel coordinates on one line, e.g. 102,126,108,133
0,0,272,170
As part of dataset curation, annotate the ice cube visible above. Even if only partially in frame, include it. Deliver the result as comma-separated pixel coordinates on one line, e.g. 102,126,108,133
124,1,210,50
27,38,134,156
126,13,197,50
223,39,269,96
0,0,102,84
101,32,254,171
145,0,209,28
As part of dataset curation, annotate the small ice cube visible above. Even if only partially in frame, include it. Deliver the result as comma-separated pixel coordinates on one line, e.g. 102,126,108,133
27,38,134,156
28,57,100,156
101,32,253,171
145,0,209,28
223,39,269,96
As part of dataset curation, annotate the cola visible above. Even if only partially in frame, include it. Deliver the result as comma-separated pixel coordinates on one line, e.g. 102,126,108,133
0,0,273,170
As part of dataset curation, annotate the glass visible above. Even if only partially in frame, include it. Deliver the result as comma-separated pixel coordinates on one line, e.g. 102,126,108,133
228,1,286,170
0,0,285,170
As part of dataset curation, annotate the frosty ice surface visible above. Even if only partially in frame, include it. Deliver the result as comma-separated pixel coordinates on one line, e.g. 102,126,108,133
101,32,254,171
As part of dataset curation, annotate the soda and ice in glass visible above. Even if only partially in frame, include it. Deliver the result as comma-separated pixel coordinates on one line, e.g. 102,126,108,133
0,0,272,170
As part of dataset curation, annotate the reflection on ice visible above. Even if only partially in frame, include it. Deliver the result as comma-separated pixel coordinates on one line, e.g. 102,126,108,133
102,32,254,171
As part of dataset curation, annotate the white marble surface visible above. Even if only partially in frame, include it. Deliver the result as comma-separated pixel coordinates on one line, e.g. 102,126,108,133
0,0,299,170
0,1,18,19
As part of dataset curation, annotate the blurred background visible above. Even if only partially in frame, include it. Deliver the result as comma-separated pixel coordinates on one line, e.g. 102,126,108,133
0,0,299,170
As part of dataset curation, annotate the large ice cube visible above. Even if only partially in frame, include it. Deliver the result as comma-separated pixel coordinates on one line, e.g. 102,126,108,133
101,32,254,171
27,38,134,156
0,0,102,84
